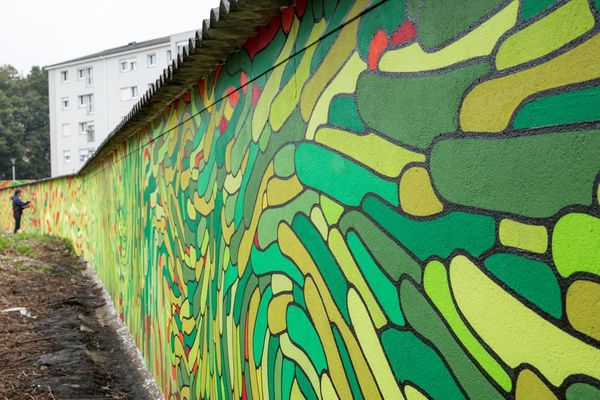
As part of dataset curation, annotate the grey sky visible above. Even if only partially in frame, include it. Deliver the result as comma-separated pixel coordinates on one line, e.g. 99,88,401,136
0,0,219,75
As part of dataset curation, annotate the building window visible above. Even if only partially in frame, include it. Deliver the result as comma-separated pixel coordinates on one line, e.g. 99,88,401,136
130,60,137,71
147,53,156,67
166,50,172,62
86,124,95,142
61,97,70,110
176,41,188,55
85,67,93,85
61,70,69,82
120,58,137,72
78,94,94,113
120,61,128,72
78,68,85,80
79,148,94,162
62,123,71,136
120,86,138,101
63,150,72,162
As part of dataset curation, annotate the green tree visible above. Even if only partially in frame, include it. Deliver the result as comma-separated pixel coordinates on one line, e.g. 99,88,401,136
0,64,50,180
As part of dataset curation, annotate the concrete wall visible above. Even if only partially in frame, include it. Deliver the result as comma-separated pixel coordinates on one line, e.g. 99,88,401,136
3,0,600,398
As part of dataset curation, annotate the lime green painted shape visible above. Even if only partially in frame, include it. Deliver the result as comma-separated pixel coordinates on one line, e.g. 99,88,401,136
430,130,600,218
380,0,518,73
287,304,328,374
424,261,512,391
362,196,496,260
320,195,344,225
521,0,559,19
566,382,600,400
483,253,562,318
514,85,600,128
406,0,505,48
273,145,296,178
553,213,600,277
295,143,398,206
497,0,594,70
347,231,405,326
381,328,466,400
357,63,490,149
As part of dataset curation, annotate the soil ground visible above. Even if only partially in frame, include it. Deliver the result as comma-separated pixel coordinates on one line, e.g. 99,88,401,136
0,233,157,400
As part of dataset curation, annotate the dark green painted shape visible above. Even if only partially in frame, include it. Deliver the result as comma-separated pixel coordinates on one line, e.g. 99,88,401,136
339,210,422,283
296,365,318,400
520,0,559,19
267,337,279,400
332,326,365,400
566,382,600,400
356,64,490,149
281,357,295,400
347,231,405,326
295,143,398,206
357,0,405,59
292,214,350,321
513,85,600,129
406,0,505,48
251,243,305,285
287,304,328,373
328,95,365,132
430,130,600,218
362,196,496,260
484,253,562,318
400,280,505,400
253,287,272,366
381,328,465,400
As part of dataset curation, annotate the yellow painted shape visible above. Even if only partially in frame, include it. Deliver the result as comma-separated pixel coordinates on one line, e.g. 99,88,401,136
300,0,369,121
310,206,329,240
566,279,600,341
499,219,548,253
186,198,197,221
321,373,340,400
262,330,271,400
497,0,594,70
399,167,443,217
403,384,430,400
266,175,303,207
305,52,366,140
515,369,557,400
347,288,405,400
268,294,294,335
315,128,425,177
450,255,600,386
290,380,305,400
252,18,299,141
380,0,518,72
278,223,383,399
328,228,387,328
461,33,600,132
248,288,262,400
305,276,352,399
270,20,326,131
280,332,321,395
271,273,293,294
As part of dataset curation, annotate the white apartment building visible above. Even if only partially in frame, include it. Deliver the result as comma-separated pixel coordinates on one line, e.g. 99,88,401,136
47,31,196,177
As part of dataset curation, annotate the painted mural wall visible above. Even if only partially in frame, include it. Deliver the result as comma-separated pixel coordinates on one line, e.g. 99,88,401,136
2,0,600,398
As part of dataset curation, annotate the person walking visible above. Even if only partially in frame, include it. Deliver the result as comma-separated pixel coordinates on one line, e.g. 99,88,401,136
11,189,31,234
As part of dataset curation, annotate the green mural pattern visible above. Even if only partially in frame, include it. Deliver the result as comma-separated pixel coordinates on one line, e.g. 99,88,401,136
2,0,600,398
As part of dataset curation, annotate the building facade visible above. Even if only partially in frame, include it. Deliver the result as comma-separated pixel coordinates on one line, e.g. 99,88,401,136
47,31,195,176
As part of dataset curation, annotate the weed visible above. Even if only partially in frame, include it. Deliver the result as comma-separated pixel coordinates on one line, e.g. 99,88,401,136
15,243,34,257
0,235,10,253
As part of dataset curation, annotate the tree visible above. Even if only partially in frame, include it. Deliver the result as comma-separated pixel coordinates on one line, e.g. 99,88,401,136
0,64,50,180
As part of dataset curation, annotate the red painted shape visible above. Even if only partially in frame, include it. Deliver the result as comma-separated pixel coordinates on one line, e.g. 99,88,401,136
281,7,295,33
195,151,204,167
55,211,60,224
252,85,262,107
227,87,240,107
185,345,191,358
253,231,260,248
244,315,249,360
182,90,192,103
296,0,307,17
219,116,229,134
244,17,281,59
242,376,248,400
240,71,248,93
369,29,389,70
391,20,417,45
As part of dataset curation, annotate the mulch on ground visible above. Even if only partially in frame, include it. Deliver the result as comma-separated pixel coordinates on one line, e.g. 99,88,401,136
0,234,151,400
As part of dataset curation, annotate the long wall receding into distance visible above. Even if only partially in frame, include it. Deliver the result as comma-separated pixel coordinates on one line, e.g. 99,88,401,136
3,0,600,398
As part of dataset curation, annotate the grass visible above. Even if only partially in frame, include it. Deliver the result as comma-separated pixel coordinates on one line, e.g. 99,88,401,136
0,235,9,252
15,242,34,257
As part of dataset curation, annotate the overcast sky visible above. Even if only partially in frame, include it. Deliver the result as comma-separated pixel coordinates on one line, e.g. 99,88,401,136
0,0,218,75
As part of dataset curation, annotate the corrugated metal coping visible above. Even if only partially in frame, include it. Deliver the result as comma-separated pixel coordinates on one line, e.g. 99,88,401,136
79,0,293,175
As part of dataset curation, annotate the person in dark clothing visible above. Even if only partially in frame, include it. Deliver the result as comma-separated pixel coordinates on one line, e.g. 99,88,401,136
11,189,31,234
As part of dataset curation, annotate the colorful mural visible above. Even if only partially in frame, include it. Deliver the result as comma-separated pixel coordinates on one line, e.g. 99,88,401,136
0,180,32,190
2,0,600,398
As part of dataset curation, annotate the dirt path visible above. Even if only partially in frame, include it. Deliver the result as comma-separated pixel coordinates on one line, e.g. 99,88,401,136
0,234,158,400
